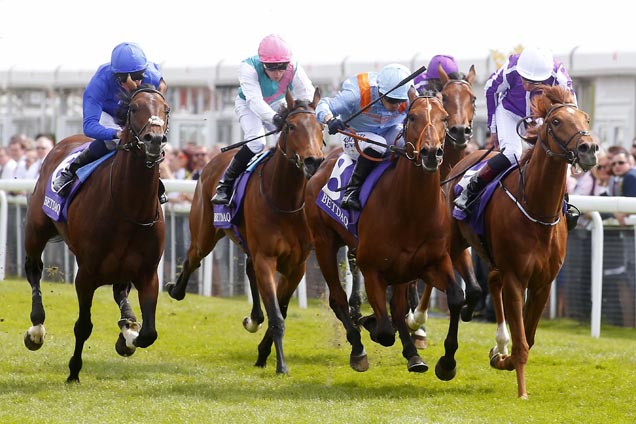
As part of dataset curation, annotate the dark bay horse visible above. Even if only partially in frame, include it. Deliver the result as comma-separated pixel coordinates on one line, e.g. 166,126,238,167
306,91,479,379
166,89,324,374
447,86,598,398
24,87,170,383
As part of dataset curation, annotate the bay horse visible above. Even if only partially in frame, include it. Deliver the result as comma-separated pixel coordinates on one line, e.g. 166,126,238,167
306,91,480,378
346,65,478,348
165,89,324,375
23,87,170,383
447,86,598,398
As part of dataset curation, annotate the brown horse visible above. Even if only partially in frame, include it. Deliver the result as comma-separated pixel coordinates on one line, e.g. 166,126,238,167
447,86,598,398
345,65,478,347
306,91,479,378
23,87,170,383
166,89,324,375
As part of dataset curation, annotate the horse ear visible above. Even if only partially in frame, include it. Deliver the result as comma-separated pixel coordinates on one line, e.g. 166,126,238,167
408,85,418,102
285,89,294,111
466,65,476,85
311,87,321,109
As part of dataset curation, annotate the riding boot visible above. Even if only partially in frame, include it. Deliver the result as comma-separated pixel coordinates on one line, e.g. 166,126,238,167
454,153,511,213
211,145,256,205
564,193,580,231
341,148,383,211
53,148,98,197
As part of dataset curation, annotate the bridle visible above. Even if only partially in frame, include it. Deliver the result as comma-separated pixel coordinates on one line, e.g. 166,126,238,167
441,79,475,143
276,106,323,169
537,103,591,167
118,88,170,168
401,95,446,167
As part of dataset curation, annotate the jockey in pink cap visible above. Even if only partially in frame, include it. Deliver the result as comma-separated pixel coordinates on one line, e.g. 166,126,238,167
211,34,315,205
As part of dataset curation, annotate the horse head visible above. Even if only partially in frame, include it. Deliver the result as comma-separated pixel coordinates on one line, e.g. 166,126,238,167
529,86,599,171
119,86,170,168
276,88,325,178
438,64,476,148
404,90,448,171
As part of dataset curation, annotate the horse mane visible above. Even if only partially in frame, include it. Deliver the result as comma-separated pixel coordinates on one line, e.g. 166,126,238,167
519,86,575,166
114,84,157,127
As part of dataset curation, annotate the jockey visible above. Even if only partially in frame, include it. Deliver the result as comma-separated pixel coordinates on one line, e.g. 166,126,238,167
413,54,459,94
211,34,316,205
454,46,577,213
316,63,413,211
53,42,167,196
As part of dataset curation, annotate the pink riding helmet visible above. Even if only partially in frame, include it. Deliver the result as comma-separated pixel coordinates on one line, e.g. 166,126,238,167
258,34,292,63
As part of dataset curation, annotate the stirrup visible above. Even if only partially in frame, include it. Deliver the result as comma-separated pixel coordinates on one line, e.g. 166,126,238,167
341,191,361,211
52,170,75,196
211,184,232,205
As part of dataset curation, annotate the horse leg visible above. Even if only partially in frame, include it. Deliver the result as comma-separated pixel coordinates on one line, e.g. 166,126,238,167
67,272,95,383
243,256,264,333
390,284,427,373
405,280,428,349
346,249,362,323
426,259,464,382
132,273,159,349
166,229,223,300
314,241,368,372
454,248,483,322
24,254,46,351
252,256,288,374
488,270,511,360
407,282,431,349
362,271,394,347
113,282,141,357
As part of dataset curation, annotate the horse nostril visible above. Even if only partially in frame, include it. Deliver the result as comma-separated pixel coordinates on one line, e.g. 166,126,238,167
436,148,444,158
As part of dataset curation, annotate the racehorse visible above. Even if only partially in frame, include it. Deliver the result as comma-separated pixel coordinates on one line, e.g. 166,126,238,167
306,91,481,378
23,87,170,383
346,65,478,348
165,89,324,375
447,86,598,398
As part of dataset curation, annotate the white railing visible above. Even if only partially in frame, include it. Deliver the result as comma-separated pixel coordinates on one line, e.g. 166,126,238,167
2,179,636,337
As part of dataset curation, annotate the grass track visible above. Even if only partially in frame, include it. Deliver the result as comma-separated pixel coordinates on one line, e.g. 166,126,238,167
1,279,635,423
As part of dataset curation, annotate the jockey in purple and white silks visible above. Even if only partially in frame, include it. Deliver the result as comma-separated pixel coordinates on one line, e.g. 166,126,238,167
413,54,459,94
454,46,577,214
211,34,315,205
316,63,413,211
52,42,167,197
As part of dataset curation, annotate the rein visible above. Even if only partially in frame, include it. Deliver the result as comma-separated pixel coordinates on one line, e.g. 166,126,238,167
401,95,445,166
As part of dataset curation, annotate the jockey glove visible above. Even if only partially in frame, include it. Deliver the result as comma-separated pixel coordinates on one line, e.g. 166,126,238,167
327,117,346,135
273,113,285,131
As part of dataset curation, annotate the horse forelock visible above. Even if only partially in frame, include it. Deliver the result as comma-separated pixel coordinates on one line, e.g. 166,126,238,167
530,86,573,119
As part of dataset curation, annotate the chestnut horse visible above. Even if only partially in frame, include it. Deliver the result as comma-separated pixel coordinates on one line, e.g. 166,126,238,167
306,91,480,378
166,89,324,375
23,87,170,382
447,86,598,398
346,65,478,347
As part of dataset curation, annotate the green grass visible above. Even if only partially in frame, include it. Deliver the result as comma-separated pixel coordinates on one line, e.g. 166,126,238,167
1,278,635,424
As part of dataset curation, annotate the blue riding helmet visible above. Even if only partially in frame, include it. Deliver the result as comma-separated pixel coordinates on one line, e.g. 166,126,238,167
110,42,149,74
377,63,412,100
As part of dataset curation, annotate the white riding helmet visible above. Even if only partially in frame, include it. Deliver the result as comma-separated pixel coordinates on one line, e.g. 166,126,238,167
377,64,412,100
517,47,554,82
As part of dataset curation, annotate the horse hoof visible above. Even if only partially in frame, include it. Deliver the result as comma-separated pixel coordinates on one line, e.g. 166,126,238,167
407,355,428,373
460,306,473,322
165,282,186,301
435,357,457,381
115,334,136,357
242,317,262,333
350,351,369,372
24,333,44,351
66,376,80,384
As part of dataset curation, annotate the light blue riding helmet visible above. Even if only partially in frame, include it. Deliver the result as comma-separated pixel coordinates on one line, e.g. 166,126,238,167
110,42,149,74
377,63,412,100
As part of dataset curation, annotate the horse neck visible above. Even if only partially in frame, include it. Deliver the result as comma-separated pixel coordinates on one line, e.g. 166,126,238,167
520,147,568,218
440,141,463,181
261,149,306,209
112,149,160,213
392,157,442,217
